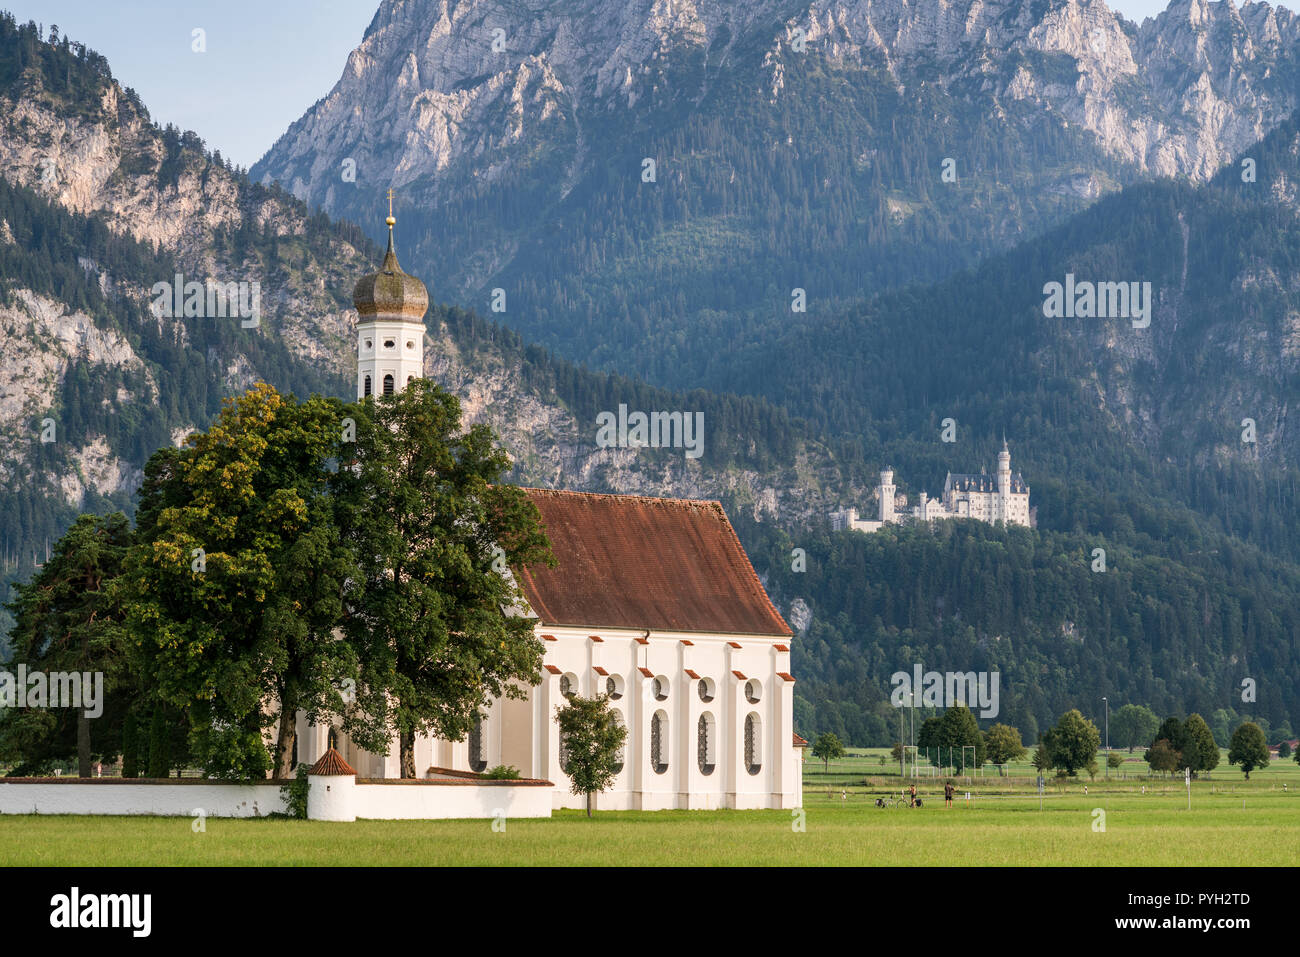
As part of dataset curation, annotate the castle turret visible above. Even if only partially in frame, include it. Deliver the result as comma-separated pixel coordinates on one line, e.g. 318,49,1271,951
997,438,1011,523
879,467,896,523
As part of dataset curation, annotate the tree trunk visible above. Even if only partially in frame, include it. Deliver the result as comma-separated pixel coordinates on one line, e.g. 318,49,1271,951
400,730,416,778
274,705,297,778
586,791,592,818
77,712,92,778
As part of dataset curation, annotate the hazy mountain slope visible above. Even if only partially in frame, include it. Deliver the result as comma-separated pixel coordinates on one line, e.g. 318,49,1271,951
254,0,1300,388
0,16,871,630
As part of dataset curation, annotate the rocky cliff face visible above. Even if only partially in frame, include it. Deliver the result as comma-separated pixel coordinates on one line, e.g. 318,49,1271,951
0,30,863,525
251,0,1300,404
259,0,1300,206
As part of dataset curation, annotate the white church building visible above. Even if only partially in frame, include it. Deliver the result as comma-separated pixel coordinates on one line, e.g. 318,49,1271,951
294,212,803,811
832,444,1032,533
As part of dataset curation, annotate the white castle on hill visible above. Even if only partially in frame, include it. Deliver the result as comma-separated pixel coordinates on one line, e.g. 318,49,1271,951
831,441,1033,532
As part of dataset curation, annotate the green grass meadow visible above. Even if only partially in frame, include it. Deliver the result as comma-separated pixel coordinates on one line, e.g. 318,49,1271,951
2,747,1297,865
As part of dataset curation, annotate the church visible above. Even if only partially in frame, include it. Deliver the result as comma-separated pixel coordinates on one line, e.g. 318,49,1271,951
294,211,804,811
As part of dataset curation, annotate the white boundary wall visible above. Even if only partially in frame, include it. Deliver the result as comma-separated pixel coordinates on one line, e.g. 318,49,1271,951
349,780,552,821
0,777,552,821
0,781,285,817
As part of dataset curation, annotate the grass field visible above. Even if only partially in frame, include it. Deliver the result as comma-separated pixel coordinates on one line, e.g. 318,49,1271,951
2,748,1297,866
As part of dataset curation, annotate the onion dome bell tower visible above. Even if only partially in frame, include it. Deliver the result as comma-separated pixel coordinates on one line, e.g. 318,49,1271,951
352,195,427,399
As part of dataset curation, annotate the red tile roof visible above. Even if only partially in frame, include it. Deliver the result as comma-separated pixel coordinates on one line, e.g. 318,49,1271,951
516,489,791,637
732,670,747,681
679,639,694,646
778,672,796,683
637,667,654,678
308,748,356,776
774,644,789,652
684,669,700,680
540,634,558,641
593,666,609,676
793,733,809,747
544,664,563,675
588,634,604,642
727,641,743,648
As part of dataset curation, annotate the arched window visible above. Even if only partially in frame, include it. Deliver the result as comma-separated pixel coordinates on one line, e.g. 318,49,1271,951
745,713,762,775
612,710,625,775
697,712,716,775
406,375,415,386
560,673,577,698
559,730,572,776
650,710,669,774
383,374,394,395
363,375,372,397
745,679,762,704
652,676,668,701
697,677,715,702
468,715,487,773
605,674,624,700
383,339,395,349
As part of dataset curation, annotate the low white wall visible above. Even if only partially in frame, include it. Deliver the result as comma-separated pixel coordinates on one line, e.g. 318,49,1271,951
351,779,552,820
0,777,551,821
0,780,286,817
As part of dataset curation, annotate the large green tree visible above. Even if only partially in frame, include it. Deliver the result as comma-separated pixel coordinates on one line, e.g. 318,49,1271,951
1145,716,1193,771
124,384,359,778
1146,738,1179,775
1042,710,1101,776
1184,713,1220,776
1228,722,1269,779
555,693,628,817
984,723,1027,772
811,731,845,772
1111,704,1160,753
0,513,132,776
938,705,986,771
335,379,554,777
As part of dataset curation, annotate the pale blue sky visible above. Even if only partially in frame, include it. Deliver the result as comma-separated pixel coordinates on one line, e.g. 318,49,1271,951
5,1,1295,168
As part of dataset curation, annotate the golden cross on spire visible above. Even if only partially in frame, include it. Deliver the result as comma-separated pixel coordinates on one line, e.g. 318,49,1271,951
387,188,395,217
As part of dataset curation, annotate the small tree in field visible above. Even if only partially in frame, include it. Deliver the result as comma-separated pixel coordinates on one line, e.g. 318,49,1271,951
1228,722,1269,780
1031,740,1053,775
1107,752,1123,774
1147,739,1179,776
1042,709,1100,776
812,732,845,772
984,723,1027,774
555,694,628,817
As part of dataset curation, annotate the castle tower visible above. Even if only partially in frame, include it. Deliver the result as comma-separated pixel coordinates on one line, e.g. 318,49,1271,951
997,438,1011,523
879,467,896,523
352,193,428,399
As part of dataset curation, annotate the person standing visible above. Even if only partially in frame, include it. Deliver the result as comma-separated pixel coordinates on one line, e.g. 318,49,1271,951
944,780,955,808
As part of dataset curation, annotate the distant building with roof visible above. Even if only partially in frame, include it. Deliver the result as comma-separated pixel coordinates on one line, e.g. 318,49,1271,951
831,441,1033,532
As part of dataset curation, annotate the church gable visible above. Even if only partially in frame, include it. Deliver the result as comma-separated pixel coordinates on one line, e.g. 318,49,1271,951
515,489,791,637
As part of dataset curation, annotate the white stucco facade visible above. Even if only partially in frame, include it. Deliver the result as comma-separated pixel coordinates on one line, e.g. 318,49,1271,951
298,625,802,811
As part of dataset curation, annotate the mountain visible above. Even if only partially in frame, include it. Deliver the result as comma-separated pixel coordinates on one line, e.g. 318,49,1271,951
0,14,867,630
254,0,1300,388
4,12,1298,744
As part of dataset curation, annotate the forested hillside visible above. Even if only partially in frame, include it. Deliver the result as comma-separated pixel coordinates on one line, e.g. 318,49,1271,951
736,517,1298,746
